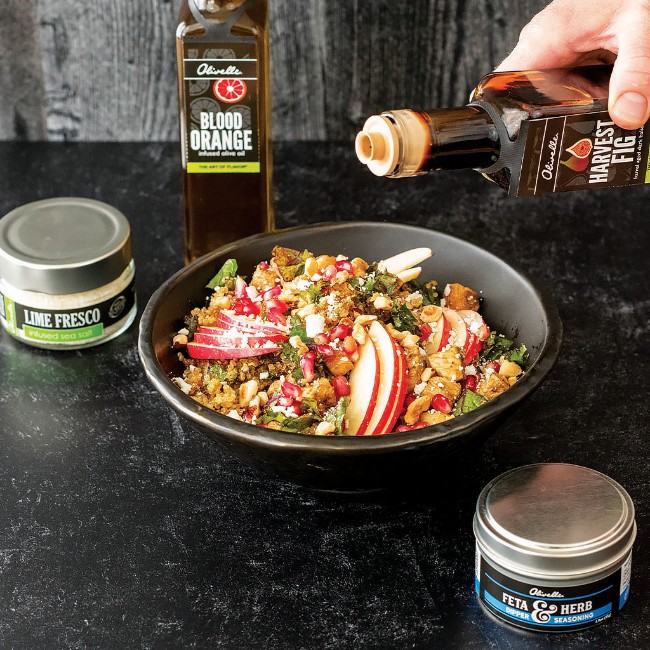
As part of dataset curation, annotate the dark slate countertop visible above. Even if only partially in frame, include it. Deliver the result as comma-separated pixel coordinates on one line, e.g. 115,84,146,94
0,142,648,649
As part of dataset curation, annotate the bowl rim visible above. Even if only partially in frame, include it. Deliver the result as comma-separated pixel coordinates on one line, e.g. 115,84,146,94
138,221,563,453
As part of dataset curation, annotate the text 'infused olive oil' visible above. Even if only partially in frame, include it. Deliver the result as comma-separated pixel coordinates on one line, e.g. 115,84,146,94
356,65,650,197
177,0,273,262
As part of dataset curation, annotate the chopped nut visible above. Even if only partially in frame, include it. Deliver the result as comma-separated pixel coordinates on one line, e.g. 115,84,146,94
352,323,367,345
405,346,426,392
354,314,377,327
296,303,317,318
248,395,262,417
443,283,479,311
289,335,309,355
422,375,461,404
402,333,420,348
420,411,452,426
315,421,336,436
386,323,407,341
477,373,510,400
373,295,393,310
420,367,433,382
325,351,355,376
499,359,523,377
427,345,466,382
420,304,444,323
316,254,337,269
351,257,369,276
239,379,259,407
404,395,431,425
302,378,337,407
304,256,319,277
172,333,188,348
257,391,269,406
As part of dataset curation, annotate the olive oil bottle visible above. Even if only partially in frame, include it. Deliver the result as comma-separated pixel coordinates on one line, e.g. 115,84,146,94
177,0,272,262
356,65,650,196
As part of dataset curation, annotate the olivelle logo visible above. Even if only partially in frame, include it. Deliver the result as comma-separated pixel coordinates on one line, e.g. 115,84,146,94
196,62,243,77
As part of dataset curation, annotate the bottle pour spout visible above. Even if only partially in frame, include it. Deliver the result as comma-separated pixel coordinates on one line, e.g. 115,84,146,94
354,115,399,176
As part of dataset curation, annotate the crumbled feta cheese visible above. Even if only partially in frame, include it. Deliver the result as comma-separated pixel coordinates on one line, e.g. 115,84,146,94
172,377,192,394
259,371,269,380
295,279,311,291
465,365,477,375
310,273,322,281
305,313,326,338
414,382,426,395
227,410,242,421
336,254,348,261
178,328,189,336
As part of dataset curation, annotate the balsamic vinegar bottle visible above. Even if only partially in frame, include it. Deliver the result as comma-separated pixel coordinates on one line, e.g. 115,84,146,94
177,0,273,262
355,65,649,196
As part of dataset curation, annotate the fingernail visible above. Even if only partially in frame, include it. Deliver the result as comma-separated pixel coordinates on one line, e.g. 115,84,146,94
612,92,648,125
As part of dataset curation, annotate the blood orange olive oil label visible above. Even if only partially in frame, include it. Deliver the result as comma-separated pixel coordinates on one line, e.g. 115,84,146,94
516,111,650,196
182,42,259,174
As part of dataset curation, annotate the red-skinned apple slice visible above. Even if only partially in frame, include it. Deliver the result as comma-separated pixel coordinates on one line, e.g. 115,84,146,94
463,332,483,364
187,341,281,359
344,335,380,436
214,311,286,335
442,308,467,348
457,310,490,341
193,331,287,347
430,313,452,352
365,321,408,435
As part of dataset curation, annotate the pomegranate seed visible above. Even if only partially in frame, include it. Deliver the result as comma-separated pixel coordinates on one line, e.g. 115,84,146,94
300,351,316,382
266,308,286,326
322,264,338,281
335,260,354,273
420,323,433,340
313,333,329,345
315,344,335,359
342,336,358,355
332,375,351,399
281,381,303,400
395,424,414,432
234,277,247,299
329,323,352,341
258,261,269,270
431,394,452,414
266,298,289,314
234,298,260,317
485,361,501,373
464,375,478,391
289,403,301,417
413,421,428,429
262,285,282,299
245,285,259,300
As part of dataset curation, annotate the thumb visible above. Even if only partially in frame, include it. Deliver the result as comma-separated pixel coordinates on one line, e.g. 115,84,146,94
608,12,650,129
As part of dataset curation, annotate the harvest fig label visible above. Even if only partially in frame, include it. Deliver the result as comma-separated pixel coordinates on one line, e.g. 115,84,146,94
0,278,136,345
516,111,650,196
182,42,259,174
475,550,632,632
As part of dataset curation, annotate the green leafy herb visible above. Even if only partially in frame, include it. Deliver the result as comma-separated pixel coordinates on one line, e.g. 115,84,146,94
184,313,199,338
288,315,313,344
390,304,419,333
301,397,322,417
291,366,304,382
256,410,319,432
300,281,323,305
506,345,528,366
480,331,515,362
206,258,238,289
408,279,439,306
323,396,349,435
208,364,228,381
452,390,487,416
280,342,300,364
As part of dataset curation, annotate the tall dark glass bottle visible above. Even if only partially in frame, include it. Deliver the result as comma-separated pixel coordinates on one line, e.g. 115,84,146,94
177,0,273,262
356,66,649,196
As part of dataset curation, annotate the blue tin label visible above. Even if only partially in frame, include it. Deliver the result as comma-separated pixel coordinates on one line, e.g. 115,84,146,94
476,547,632,632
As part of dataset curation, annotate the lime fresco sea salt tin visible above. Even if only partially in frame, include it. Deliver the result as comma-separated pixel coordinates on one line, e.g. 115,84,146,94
474,463,636,632
0,198,136,350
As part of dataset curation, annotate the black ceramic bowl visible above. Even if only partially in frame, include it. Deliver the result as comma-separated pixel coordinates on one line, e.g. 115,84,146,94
138,222,562,491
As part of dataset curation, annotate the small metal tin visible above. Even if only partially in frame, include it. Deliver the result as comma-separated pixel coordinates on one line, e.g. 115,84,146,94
474,463,636,633
0,198,137,349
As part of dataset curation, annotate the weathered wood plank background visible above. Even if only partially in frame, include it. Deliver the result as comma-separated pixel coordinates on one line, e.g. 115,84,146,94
0,0,548,142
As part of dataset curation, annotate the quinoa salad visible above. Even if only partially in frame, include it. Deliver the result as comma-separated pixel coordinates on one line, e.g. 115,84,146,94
172,246,528,436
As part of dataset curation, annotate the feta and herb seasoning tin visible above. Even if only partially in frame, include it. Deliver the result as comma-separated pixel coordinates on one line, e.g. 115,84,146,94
0,198,136,350
474,463,636,632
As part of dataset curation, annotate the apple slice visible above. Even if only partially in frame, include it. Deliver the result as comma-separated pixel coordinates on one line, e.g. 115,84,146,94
215,311,287,335
430,313,452,352
442,308,467,348
365,321,408,435
457,310,490,341
186,341,281,359
193,330,287,347
344,334,380,436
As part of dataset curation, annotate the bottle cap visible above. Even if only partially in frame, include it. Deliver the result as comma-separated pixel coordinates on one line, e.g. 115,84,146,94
0,198,132,295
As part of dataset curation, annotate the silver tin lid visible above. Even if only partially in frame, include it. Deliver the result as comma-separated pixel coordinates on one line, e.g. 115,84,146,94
474,463,636,580
0,198,132,295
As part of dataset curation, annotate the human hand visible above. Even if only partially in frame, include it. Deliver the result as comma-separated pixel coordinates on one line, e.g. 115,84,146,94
496,0,650,130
